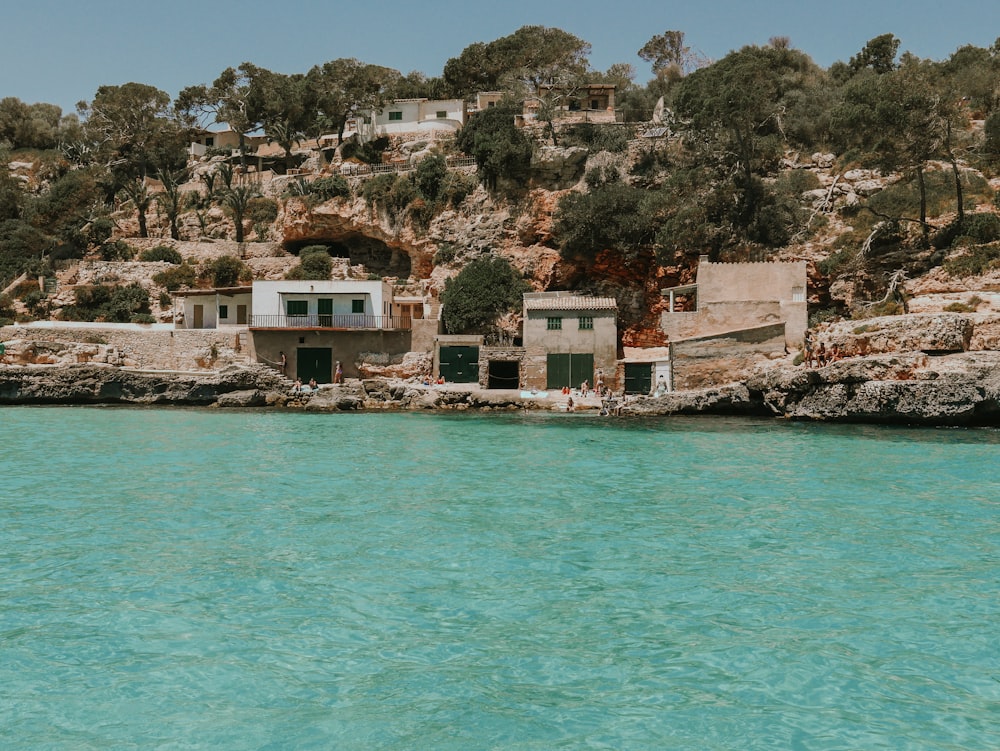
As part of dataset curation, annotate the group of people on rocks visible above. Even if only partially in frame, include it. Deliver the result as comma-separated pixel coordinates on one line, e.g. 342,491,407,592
803,335,845,368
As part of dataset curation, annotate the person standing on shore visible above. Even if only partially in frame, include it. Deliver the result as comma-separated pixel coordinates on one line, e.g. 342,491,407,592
334,361,343,384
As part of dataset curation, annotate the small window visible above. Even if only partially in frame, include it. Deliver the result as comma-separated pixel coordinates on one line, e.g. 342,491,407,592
547,317,562,330
205,137,215,147
388,111,403,121
791,286,806,303
352,299,365,314
591,100,599,109
218,304,229,320
286,300,308,316
578,315,593,330
487,101,496,108
436,111,447,119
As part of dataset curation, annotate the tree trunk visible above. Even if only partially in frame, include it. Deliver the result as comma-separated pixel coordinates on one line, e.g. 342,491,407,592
946,123,964,230
137,208,148,238
169,218,179,241
916,165,929,247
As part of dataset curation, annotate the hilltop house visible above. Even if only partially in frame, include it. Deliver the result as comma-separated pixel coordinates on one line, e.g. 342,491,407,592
332,98,467,141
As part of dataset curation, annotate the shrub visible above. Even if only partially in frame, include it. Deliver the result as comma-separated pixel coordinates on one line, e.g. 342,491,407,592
307,175,351,201
246,196,279,225
561,123,632,153
440,171,478,208
152,262,197,291
131,313,156,324
361,173,396,209
414,154,447,202
60,282,150,322
139,245,183,264
433,243,458,266
440,255,529,334
943,243,1000,277
99,240,134,261
202,255,250,287
286,246,332,280
158,291,172,307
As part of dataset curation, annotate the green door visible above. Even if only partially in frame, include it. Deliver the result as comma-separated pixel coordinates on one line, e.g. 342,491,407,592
624,362,653,395
297,347,332,384
317,298,333,327
439,345,479,383
546,353,594,390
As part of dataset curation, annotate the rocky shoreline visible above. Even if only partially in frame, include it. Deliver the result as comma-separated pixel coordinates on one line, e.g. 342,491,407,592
3,351,1000,426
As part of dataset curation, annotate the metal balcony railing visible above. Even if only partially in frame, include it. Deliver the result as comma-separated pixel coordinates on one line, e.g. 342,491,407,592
249,314,411,330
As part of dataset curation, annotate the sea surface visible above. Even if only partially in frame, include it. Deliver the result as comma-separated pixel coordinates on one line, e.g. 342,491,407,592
1,407,998,750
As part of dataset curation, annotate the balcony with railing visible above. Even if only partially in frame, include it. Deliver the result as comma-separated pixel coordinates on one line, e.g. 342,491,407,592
249,314,411,330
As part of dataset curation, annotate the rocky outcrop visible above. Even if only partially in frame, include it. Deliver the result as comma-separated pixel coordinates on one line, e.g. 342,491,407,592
0,363,285,405
623,383,766,416
815,313,974,356
746,352,1000,424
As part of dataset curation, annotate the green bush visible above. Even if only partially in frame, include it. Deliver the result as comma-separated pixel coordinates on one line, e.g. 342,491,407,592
943,243,1000,277
307,175,351,201
286,246,333,280
152,262,197,291
99,240,134,261
60,282,151,322
361,173,397,209
246,196,279,225
202,255,250,287
414,154,447,202
433,243,458,266
440,171,478,208
440,255,529,334
561,123,633,153
139,245,183,264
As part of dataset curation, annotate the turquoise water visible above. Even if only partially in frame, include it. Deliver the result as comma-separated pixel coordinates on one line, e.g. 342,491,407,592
1,408,999,750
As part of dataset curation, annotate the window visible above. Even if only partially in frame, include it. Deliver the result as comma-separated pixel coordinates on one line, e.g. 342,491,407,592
578,315,593,330
286,300,307,316
487,101,496,108
218,304,229,320
547,317,562,330
436,111,447,119
791,286,806,303
590,99,600,110
388,111,403,121
205,137,214,147
351,299,365,314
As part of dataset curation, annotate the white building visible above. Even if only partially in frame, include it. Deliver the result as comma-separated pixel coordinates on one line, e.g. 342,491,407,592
174,286,253,329
250,280,396,327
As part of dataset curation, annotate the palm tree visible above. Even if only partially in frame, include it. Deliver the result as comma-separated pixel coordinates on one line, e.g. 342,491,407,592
118,178,153,238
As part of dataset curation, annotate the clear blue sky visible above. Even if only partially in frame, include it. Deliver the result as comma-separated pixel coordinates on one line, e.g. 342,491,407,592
3,0,998,116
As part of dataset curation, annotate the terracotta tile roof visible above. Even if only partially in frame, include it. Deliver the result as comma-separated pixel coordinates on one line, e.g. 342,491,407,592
524,296,617,311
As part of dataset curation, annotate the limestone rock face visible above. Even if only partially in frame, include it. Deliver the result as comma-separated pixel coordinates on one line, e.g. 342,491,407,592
0,363,284,405
746,352,1000,424
525,146,589,190
624,383,763,416
281,196,435,278
816,313,973,356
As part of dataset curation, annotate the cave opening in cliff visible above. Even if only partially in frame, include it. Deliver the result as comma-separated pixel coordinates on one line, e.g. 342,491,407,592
285,234,411,277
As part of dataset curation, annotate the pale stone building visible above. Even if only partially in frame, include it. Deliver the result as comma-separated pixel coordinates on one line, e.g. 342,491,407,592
522,292,618,391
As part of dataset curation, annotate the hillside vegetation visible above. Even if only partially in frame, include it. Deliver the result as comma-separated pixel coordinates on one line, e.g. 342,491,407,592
3,29,1000,337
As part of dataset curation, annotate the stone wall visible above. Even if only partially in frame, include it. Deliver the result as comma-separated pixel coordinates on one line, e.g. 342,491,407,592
671,323,787,390
0,323,249,371
478,346,526,389
249,329,412,381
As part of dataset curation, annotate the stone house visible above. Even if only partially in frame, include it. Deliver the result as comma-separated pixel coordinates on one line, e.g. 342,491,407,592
522,292,618,391
659,256,807,389
661,256,808,348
